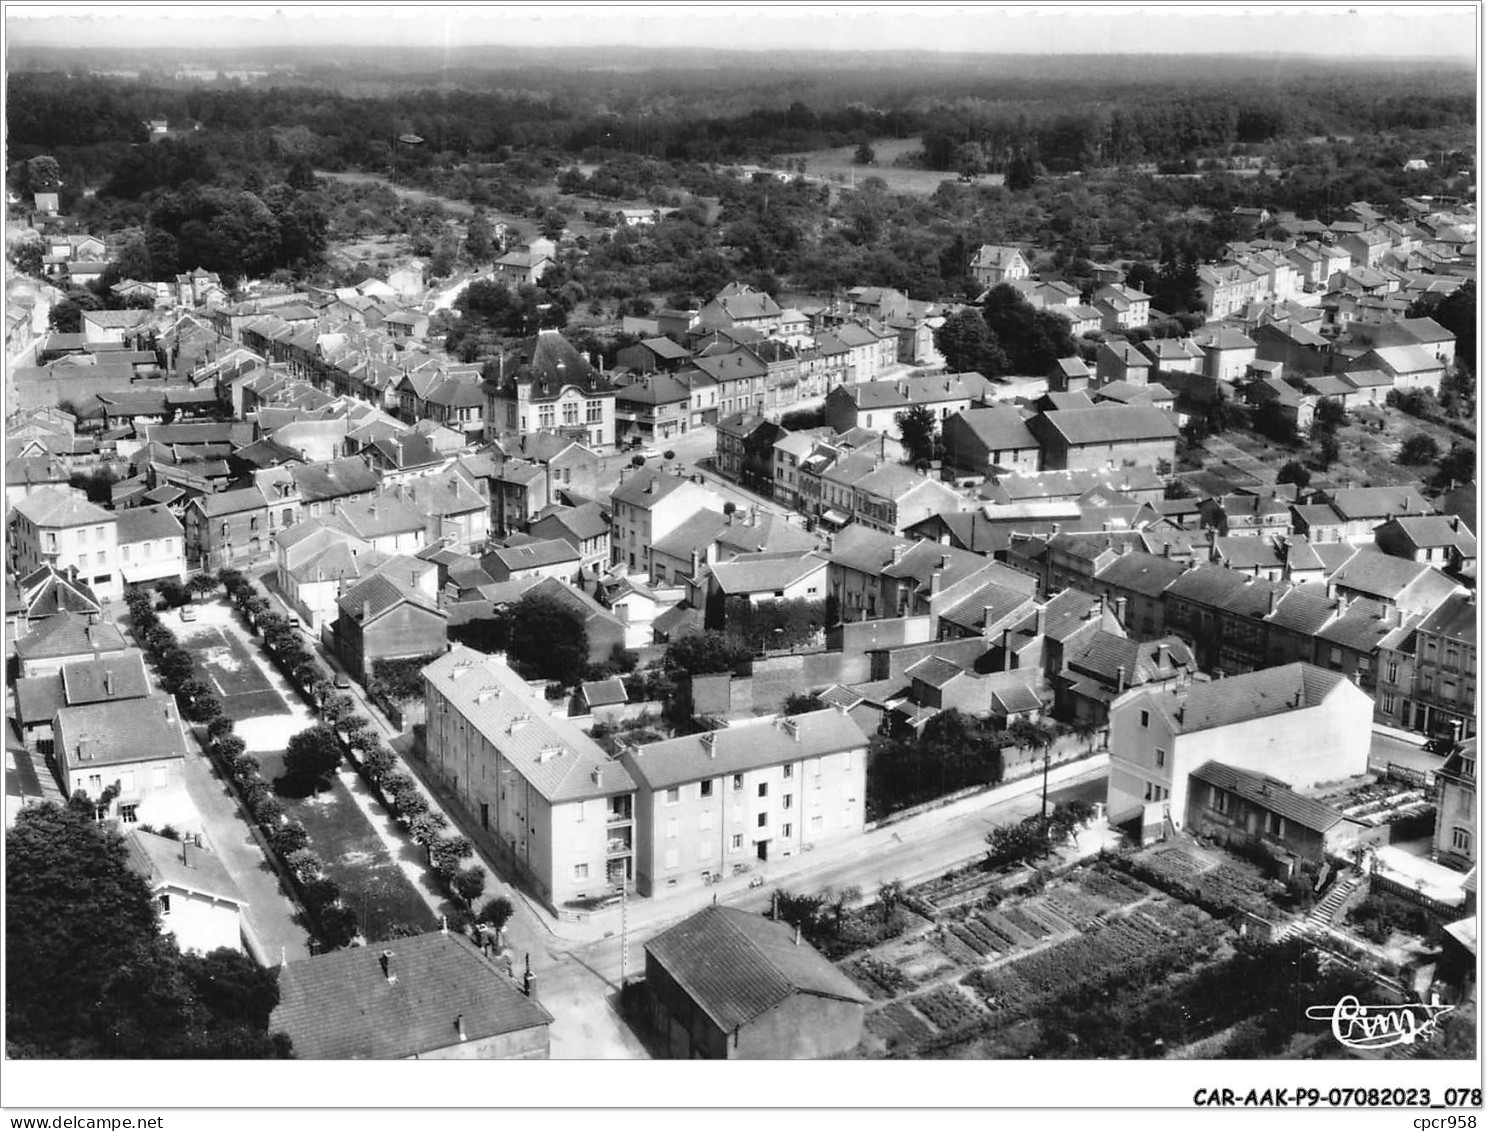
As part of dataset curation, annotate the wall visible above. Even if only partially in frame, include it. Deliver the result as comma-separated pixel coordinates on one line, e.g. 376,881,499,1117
362,605,449,675
419,1023,550,1060
734,992,866,1060
161,888,243,955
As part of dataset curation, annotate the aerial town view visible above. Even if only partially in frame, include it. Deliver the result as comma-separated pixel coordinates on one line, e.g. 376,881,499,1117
1,6,1478,1076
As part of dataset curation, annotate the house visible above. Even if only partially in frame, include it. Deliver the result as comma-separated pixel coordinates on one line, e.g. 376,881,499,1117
116,504,186,587
941,408,1040,477
969,245,1031,288
609,467,725,577
849,464,964,537
329,495,427,556
1192,327,1258,381
14,649,151,753
1321,486,1435,542
79,308,157,345
1095,339,1154,387
1029,406,1179,472
1374,515,1476,579
1184,761,1371,867
9,488,120,601
183,486,271,572
697,282,784,335
1434,738,1476,871
1198,492,1293,539
422,646,639,905
1401,592,1476,742
615,337,694,374
274,519,377,632
1327,549,1463,616
1354,345,1446,395
1048,356,1092,393
54,693,195,830
491,237,557,288
1137,337,1206,374
1052,633,1196,729
484,330,616,451
9,565,102,630
527,503,611,578
482,538,582,585
1091,284,1151,332
125,829,247,956
333,573,448,683
13,611,128,678
823,374,995,438
613,373,693,445
1089,551,1191,641
619,709,869,895
896,657,1044,733
705,552,829,623
270,930,552,1059
592,574,667,650
642,904,869,1060
1106,662,1373,835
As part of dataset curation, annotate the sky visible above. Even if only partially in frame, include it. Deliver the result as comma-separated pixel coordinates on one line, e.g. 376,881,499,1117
3,3,1479,58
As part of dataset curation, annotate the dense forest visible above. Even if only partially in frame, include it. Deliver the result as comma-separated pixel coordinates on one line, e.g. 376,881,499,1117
6,53,1475,317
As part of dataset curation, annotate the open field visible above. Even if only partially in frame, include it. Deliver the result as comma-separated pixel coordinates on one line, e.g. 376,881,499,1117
782,137,1005,196
186,625,289,722
258,749,439,944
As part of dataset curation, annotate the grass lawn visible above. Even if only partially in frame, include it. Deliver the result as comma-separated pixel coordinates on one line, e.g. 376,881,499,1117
782,137,1005,197
258,750,439,944
190,625,290,722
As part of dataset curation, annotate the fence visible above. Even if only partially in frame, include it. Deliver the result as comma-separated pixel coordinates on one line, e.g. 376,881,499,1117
1368,870,1466,919
1385,762,1436,790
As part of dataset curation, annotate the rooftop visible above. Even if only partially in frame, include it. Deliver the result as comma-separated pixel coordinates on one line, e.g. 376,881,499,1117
624,708,868,791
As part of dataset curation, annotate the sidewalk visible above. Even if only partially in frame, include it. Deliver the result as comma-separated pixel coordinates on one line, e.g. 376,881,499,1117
178,735,313,965
1373,722,1427,747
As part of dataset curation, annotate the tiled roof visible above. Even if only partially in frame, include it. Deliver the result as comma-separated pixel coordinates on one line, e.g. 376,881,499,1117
125,829,244,907
1039,406,1179,446
905,654,965,689
289,457,381,502
484,538,580,573
337,572,441,622
59,650,151,706
1378,515,1477,555
1093,551,1188,598
12,487,112,528
54,693,188,767
270,931,551,1059
948,407,1039,452
1138,662,1349,735
1316,598,1418,653
116,504,183,544
1417,592,1477,645
1189,761,1345,833
16,568,101,619
1265,587,1339,635
939,580,1036,633
710,552,826,596
530,502,610,544
624,708,867,792
335,495,426,540
424,645,632,802
644,905,869,1033
651,510,730,560
1329,549,1455,604
193,486,267,517
580,677,628,708
14,612,127,661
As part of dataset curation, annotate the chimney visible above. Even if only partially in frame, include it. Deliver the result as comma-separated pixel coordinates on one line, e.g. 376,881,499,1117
701,730,717,757
522,954,537,1000
1034,607,1046,637
891,544,906,565
440,914,448,935
1116,665,1128,692
592,766,602,785
794,924,802,946
455,1013,467,1042
1268,588,1279,615
1157,642,1170,669
930,569,944,595
362,600,371,621
380,950,397,984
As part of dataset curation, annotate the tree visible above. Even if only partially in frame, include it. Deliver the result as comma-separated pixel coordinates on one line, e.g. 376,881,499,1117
1434,442,1476,490
1315,433,1341,469
985,815,1052,869
6,802,290,1058
479,896,515,933
464,209,494,263
781,692,821,717
9,232,44,276
186,573,220,600
505,591,589,683
854,142,876,166
932,307,1008,376
452,865,487,905
895,404,939,466
1399,434,1441,466
664,630,751,677
277,724,342,796
876,880,904,922
1314,399,1348,434
1276,460,1311,488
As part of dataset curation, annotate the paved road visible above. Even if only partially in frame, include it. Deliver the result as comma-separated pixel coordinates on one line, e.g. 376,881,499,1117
1370,729,1442,777
178,736,313,965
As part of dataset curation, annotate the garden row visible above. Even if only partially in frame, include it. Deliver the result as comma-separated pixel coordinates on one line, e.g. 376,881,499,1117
1113,847,1289,925
214,570,511,938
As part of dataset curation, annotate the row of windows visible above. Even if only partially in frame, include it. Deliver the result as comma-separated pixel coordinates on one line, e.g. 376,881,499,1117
665,765,803,804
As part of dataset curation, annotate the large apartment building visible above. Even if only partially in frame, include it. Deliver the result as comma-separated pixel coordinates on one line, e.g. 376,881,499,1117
422,647,638,908
619,709,869,897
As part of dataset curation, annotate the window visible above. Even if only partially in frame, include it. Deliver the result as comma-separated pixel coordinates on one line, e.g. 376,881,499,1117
666,819,678,840
1155,749,1166,769
731,834,743,850
249,515,259,532
783,794,793,810
732,774,744,792
586,400,603,423
699,779,713,798
122,543,132,561
573,863,589,881
1139,710,1150,728
1452,827,1472,853
563,401,579,426
159,894,171,915
221,521,230,537
94,805,109,822
88,773,102,793
665,787,679,805
1380,693,1396,714
811,815,824,832
1213,789,1230,815
757,782,768,799
783,823,793,838
1386,660,1399,683
119,805,137,824
783,764,794,779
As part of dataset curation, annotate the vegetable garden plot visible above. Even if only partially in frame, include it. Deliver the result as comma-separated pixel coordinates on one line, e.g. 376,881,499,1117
866,1001,937,1047
909,984,987,1032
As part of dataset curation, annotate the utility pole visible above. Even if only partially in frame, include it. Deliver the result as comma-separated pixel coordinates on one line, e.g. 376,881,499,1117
619,869,629,986
1040,740,1051,823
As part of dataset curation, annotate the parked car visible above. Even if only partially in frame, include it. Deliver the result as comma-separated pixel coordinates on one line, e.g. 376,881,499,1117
638,447,661,460
333,670,351,690
180,606,197,622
